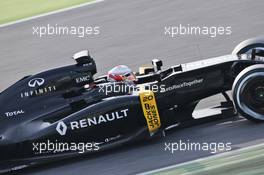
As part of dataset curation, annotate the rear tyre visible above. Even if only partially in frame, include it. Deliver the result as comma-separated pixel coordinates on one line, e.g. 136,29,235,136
232,65,264,122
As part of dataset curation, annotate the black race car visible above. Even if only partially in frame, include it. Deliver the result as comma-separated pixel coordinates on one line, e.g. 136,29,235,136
0,37,264,173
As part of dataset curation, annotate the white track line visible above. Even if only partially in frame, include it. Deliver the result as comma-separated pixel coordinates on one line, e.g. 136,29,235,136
0,0,104,28
138,142,264,175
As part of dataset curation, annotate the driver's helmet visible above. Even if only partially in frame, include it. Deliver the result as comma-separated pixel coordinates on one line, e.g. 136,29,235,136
107,65,137,82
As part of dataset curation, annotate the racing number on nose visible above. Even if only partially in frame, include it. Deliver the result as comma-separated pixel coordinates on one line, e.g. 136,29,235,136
140,91,161,134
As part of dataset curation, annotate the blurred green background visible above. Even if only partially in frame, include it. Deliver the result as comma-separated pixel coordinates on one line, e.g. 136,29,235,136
154,143,264,175
0,0,93,24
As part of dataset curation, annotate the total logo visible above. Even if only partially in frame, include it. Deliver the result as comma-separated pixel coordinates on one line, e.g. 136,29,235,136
56,109,129,136
5,110,25,117
28,78,45,87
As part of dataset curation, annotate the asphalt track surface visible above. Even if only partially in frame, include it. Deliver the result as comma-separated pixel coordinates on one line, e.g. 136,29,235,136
0,0,264,174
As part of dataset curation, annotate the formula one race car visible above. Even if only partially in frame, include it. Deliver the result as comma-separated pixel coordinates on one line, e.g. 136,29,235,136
0,37,264,173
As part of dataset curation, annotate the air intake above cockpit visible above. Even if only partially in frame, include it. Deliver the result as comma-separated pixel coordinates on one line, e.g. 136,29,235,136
73,50,95,66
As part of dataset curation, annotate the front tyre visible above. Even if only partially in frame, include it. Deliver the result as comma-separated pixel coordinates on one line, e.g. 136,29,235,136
232,65,264,122
232,37,264,56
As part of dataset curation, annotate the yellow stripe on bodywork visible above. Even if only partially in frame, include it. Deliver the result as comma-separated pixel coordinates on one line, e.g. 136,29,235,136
139,90,161,133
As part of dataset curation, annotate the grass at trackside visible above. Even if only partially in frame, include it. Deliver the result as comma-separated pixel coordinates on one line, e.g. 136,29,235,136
0,0,94,24
154,143,264,175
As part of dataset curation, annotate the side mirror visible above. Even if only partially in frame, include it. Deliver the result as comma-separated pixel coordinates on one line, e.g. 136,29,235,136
152,59,163,72
139,66,155,75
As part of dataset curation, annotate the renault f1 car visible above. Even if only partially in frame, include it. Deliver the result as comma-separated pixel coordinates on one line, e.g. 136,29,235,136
0,37,264,173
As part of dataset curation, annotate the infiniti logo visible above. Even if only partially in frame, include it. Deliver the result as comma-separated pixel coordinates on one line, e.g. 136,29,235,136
28,78,45,88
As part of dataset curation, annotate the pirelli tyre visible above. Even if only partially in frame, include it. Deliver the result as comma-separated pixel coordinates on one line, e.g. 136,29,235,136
232,64,264,122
